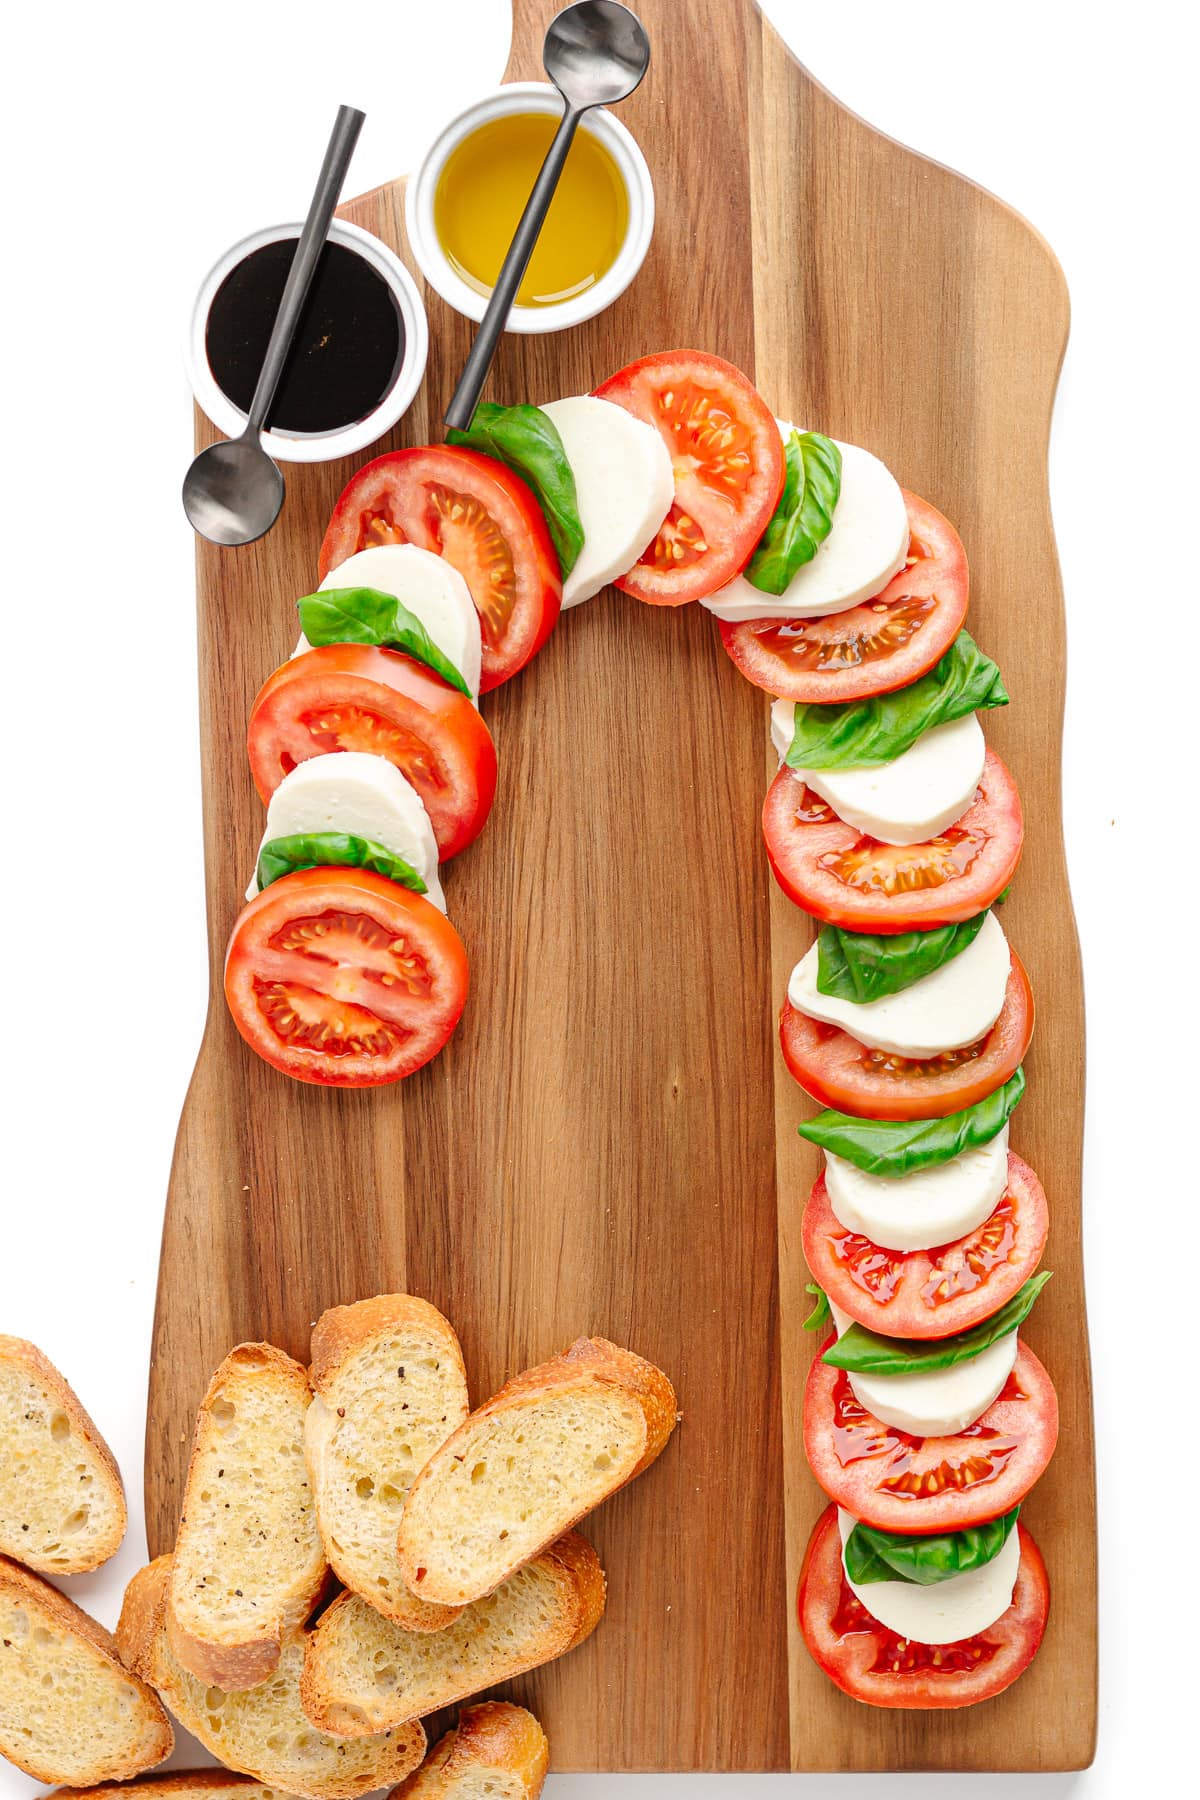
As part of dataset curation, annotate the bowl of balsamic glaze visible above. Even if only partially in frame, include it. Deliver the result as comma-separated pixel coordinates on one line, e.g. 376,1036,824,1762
187,219,428,463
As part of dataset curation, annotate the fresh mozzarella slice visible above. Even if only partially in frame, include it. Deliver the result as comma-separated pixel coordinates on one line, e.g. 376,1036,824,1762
829,1301,1019,1438
700,424,909,623
246,752,445,913
825,1127,1010,1252
538,395,674,607
770,700,985,847
788,911,1011,1059
836,1506,1021,1645
293,543,482,699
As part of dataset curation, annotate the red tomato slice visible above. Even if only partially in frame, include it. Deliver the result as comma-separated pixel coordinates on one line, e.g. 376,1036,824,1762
246,644,497,862
803,1339,1058,1534
718,491,969,702
798,1503,1049,1708
780,955,1033,1121
763,749,1023,934
803,1157,1048,1339
317,445,561,691
593,350,785,605
224,868,469,1088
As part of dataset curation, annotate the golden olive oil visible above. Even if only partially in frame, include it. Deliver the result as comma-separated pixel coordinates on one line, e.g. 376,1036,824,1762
434,112,629,308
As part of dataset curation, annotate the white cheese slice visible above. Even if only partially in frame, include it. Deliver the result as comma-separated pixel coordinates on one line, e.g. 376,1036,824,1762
829,1301,1018,1438
538,394,674,607
700,425,909,622
825,1127,1010,1252
836,1505,1021,1644
293,543,482,699
788,911,1010,1058
770,700,985,847
246,752,445,913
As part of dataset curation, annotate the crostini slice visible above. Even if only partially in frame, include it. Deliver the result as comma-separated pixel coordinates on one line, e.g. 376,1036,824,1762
44,1776,306,1800
388,1702,549,1800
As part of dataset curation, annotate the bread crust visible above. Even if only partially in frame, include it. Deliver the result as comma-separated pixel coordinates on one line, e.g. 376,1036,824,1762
388,1703,549,1799
0,1554,172,1785
0,1334,126,1574
45,1775,301,1800
166,1342,327,1691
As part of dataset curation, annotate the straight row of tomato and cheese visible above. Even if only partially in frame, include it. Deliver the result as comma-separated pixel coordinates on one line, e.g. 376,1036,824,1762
226,349,1053,1709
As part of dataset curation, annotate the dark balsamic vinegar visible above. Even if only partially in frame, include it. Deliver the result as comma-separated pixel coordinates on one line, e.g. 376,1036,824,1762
205,239,405,436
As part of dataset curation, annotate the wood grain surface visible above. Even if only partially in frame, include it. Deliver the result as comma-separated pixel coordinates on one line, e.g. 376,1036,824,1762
146,0,1095,1770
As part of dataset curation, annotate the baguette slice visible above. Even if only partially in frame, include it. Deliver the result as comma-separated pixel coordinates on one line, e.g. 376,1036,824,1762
117,1558,424,1800
306,1295,469,1633
0,1554,172,1785
301,1530,604,1735
0,1335,126,1573
397,1336,676,1606
46,1776,305,1800
389,1703,549,1800
167,1343,328,1690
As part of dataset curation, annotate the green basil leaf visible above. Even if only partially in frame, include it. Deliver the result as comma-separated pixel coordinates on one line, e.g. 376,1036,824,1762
845,1509,1019,1586
447,401,584,577
297,588,471,696
798,1068,1025,1176
783,631,1008,771
816,912,989,1004
803,1284,831,1333
745,430,842,596
823,1272,1052,1375
256,832,427,896
995,884,1012,906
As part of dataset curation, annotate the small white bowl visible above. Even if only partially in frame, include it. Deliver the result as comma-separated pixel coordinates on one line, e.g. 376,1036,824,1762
405,81,654,335
186,219,429,464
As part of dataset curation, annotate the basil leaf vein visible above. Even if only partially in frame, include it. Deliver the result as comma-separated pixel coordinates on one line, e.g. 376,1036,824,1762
256,832,427,896
784,631,1008,771
822,1272,1052,1375
297,587,471,696
845,1508,1019,1586
816,912,989,1004
447,401,584,577
745,430,842,596
798,1069,1025,1176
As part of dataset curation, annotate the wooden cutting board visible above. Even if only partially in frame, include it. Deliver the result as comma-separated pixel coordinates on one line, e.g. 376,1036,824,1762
147,0,1096,1770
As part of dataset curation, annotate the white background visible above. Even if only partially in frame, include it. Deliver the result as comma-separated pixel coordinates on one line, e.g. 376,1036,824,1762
0,0,1195,1793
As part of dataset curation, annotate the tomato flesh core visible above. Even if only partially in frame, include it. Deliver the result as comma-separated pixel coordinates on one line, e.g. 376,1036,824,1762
752,591,939,674
829,1370,1021,1499
301,706,443,791
830,1579,1003,1675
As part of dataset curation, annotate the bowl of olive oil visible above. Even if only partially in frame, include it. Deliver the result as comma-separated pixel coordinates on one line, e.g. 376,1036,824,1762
406,81,654,334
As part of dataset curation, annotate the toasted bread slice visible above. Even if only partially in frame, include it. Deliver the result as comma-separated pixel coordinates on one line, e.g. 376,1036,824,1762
0,1554,171,1785
46,1776,305,1800
306,1295,469,1633
0,1335,126,1574
389,1703,549,1800
301,1530,604,1735
166,1343,327,1690
117,1558,424,1800
397,1336,676,1606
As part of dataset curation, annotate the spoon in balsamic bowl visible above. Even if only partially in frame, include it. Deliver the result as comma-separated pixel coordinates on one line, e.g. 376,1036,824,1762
444,1,651,431
183,104,365,546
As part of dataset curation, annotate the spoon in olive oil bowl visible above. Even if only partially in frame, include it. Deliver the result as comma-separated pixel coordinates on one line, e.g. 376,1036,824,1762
183,105,365,546
444,1,651,431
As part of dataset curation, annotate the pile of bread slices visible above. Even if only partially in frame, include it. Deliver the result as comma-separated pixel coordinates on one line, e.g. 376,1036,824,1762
0,1301,677,1799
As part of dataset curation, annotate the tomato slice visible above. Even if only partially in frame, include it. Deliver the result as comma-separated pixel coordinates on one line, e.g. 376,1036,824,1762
317,445,561,691
803,1157,1048,1339
804,1339,1057,1534
246,644,497,862
763,749,1023,934
592,350,785,605
224,868,469,1087
780,955,1033,1121
798,1503,1049,1708
718,492,969,702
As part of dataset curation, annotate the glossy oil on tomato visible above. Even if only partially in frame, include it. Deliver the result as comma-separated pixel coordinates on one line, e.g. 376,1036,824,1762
719,491,969,702
763,748,1023,934
803,1157,1048,1338
797,1504,1049,1708
246,643,497,862
317,444,561,690
780,955,1033,1121
593,350,785,604
224,867,469,1087
803,1339,1057,1534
